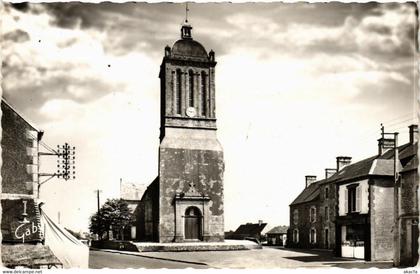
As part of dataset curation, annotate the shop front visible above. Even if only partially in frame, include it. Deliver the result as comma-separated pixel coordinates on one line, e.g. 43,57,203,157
336,214,370,260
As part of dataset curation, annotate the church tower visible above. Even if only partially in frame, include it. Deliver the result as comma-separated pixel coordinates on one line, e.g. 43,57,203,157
157,19,224,243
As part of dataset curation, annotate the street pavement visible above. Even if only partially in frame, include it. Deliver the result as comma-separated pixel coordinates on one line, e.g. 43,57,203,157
89,250,207,269
89,246,395,269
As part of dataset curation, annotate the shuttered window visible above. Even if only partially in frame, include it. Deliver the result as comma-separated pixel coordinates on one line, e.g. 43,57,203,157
356,186,361,212
346,184,360,213
310,207,316,223
344,188,348,214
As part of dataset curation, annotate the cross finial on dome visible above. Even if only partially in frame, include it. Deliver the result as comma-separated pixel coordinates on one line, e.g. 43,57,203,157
185,2,189,23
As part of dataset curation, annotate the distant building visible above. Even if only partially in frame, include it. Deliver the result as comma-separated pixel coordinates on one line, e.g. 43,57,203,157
119,180,146,240
266,225,288,246
228,221,267,242
136,20,225,243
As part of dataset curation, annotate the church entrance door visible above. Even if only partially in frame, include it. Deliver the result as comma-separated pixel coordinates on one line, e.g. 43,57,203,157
185,207,201,240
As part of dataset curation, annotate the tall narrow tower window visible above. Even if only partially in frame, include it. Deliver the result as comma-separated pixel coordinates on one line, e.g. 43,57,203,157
188,70,194,107
201,71,207,116
176,69,182,114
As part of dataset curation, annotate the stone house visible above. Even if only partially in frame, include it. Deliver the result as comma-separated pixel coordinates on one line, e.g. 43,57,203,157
394,125,418,266
318,167,338,250
136,20,224,243
288,158,347,250
1,98,61,268
119,181,146,240
288,175,323,249
332,132,417,261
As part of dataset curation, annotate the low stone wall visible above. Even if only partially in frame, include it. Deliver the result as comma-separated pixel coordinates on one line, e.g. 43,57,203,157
91,240,139,252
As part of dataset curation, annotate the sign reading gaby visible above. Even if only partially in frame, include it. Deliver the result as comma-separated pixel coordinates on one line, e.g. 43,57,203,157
12,221,43,243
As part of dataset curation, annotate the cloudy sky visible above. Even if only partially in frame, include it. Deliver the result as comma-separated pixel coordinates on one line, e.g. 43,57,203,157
1,2,418,233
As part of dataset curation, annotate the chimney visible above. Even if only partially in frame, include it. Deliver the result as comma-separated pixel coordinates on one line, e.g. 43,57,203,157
305,175,317,188
378,137,384,155
336,156,351,171
258,220,263,226
325,168,337,179
409,124,418,144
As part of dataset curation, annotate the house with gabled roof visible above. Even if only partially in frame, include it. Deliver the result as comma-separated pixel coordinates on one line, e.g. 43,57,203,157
229,221,267,242
332,126,418,262
266,225,288,246
288,157,348,250
288,175,324,249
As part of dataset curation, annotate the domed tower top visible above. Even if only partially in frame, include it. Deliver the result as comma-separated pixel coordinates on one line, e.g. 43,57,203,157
159,9,218,142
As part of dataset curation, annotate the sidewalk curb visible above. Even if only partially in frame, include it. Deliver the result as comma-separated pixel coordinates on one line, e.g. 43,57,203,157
90,248,209,267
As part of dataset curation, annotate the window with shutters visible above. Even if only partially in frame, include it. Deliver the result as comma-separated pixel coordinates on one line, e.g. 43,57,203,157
346,184,360,213
325,187,329,199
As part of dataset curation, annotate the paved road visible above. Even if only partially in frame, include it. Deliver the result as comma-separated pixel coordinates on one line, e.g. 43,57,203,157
90,247,394,269
89,250,208,269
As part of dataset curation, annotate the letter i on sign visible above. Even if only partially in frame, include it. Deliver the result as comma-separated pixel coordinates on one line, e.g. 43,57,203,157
22,200,29,224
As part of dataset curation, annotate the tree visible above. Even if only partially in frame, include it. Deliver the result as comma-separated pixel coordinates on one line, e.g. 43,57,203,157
89,199,134,241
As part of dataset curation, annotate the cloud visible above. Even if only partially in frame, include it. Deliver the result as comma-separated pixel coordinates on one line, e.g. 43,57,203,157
2,4,130,121
2,2,417,231
2,29,30,43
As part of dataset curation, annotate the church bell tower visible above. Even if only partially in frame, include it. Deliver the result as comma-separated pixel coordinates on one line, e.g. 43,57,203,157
157,19,224,243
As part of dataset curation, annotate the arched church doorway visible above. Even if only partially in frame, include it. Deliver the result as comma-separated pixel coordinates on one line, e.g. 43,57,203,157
184,207,202,240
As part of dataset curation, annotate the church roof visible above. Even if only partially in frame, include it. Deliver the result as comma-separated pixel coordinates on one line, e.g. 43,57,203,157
172,39,208,59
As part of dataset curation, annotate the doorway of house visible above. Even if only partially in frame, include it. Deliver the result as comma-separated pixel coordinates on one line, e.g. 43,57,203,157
184,207,202,240
325,228,329,249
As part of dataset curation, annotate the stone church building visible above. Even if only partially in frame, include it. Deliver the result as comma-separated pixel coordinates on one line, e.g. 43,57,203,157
136,20,225,243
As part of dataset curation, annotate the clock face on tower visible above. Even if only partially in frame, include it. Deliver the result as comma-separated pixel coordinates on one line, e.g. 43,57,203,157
186,107,197,117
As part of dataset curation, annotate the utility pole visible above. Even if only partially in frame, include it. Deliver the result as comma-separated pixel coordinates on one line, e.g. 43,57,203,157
94,189,102,214
38,142,76,198
94,189,102,241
